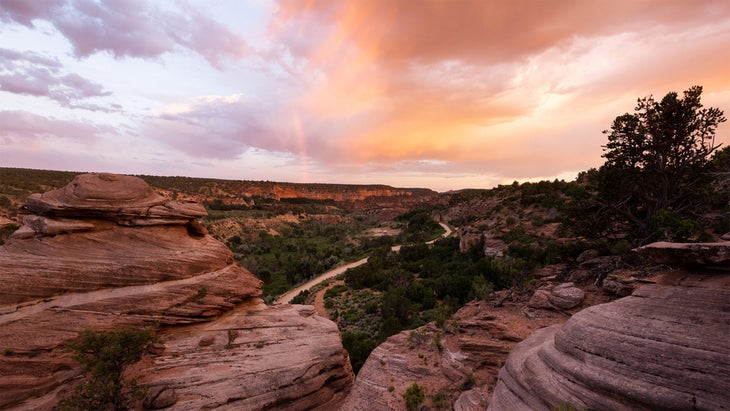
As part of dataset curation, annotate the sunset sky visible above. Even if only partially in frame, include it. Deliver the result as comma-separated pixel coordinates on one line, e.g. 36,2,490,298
1,0,729,192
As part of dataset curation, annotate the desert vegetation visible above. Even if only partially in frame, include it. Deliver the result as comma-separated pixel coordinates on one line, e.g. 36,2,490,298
60,328,156,411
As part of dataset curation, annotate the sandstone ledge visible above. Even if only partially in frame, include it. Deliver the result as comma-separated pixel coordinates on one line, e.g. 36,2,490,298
635,241,730,270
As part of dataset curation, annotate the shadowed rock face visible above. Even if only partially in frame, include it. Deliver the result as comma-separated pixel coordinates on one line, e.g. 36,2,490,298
489,243,730,411
0,173,352,410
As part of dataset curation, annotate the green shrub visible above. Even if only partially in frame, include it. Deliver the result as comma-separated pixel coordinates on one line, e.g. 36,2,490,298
291,289,309,304
432,332,443,351
60,328,156,411
651,208,701,242
324,284,348,298
432,388,451,410
402,383,426,411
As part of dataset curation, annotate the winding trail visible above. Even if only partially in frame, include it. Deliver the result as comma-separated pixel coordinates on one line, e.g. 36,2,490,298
275,222,452,305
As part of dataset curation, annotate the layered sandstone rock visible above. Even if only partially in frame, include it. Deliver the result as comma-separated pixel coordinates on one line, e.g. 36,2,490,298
0,174,352,410
137,304,352,410
489,243,730,411
340,301,565,411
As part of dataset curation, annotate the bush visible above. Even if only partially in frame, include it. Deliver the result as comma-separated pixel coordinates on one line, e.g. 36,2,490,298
341,331,378,374
60,328,156,411
651,208,702,242
402,383,426,411
432,388,451,410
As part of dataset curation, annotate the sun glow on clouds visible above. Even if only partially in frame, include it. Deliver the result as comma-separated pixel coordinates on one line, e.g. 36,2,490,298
0,0,729,191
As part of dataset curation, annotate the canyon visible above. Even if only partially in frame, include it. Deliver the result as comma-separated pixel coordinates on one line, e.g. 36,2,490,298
1,171,728,410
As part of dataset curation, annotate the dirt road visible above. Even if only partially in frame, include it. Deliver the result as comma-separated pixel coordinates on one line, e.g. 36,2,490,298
274,222,452,305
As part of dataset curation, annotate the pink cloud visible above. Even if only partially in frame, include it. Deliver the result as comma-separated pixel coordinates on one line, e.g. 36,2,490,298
0,0,63,26
0,110,109,142
143,96,308,160
0,0,250,67
0,47,114,110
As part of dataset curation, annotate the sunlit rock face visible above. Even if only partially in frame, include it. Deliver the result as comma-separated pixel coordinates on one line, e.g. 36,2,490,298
489,242,730,411
0,173,352,410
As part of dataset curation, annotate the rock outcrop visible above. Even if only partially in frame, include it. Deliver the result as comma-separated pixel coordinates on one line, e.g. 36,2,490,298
635,241,730,270
0,173,353,410
340,301,567,411
489,242,730,411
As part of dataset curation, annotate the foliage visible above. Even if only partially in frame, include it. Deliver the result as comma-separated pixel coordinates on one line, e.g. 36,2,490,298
402,383,426,411
596,85,725,243
236,218,377,298
396,209,445,242
324,284,348,298
60,328,156,411
432,388,451,410
291,289,309,304
650,208,702,242
341,331,378,374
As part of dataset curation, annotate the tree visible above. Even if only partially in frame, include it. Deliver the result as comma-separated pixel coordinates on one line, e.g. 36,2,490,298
597,85,725,243
60,328,156,411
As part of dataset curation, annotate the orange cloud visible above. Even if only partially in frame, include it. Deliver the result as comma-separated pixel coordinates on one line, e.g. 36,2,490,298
270,0,730,180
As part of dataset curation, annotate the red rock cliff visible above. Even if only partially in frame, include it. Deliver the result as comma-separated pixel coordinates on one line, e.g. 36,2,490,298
0,173,353,410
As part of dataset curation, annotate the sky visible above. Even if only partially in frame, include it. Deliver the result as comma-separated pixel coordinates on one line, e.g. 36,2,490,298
1,0,729,192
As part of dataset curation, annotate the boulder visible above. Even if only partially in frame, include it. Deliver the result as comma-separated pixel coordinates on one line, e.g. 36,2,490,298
602,279,634,297
547,283,584,309
528,283,584,310
527,289,552,309
138,304,352,410
564,268,595,284
576,249,600,263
